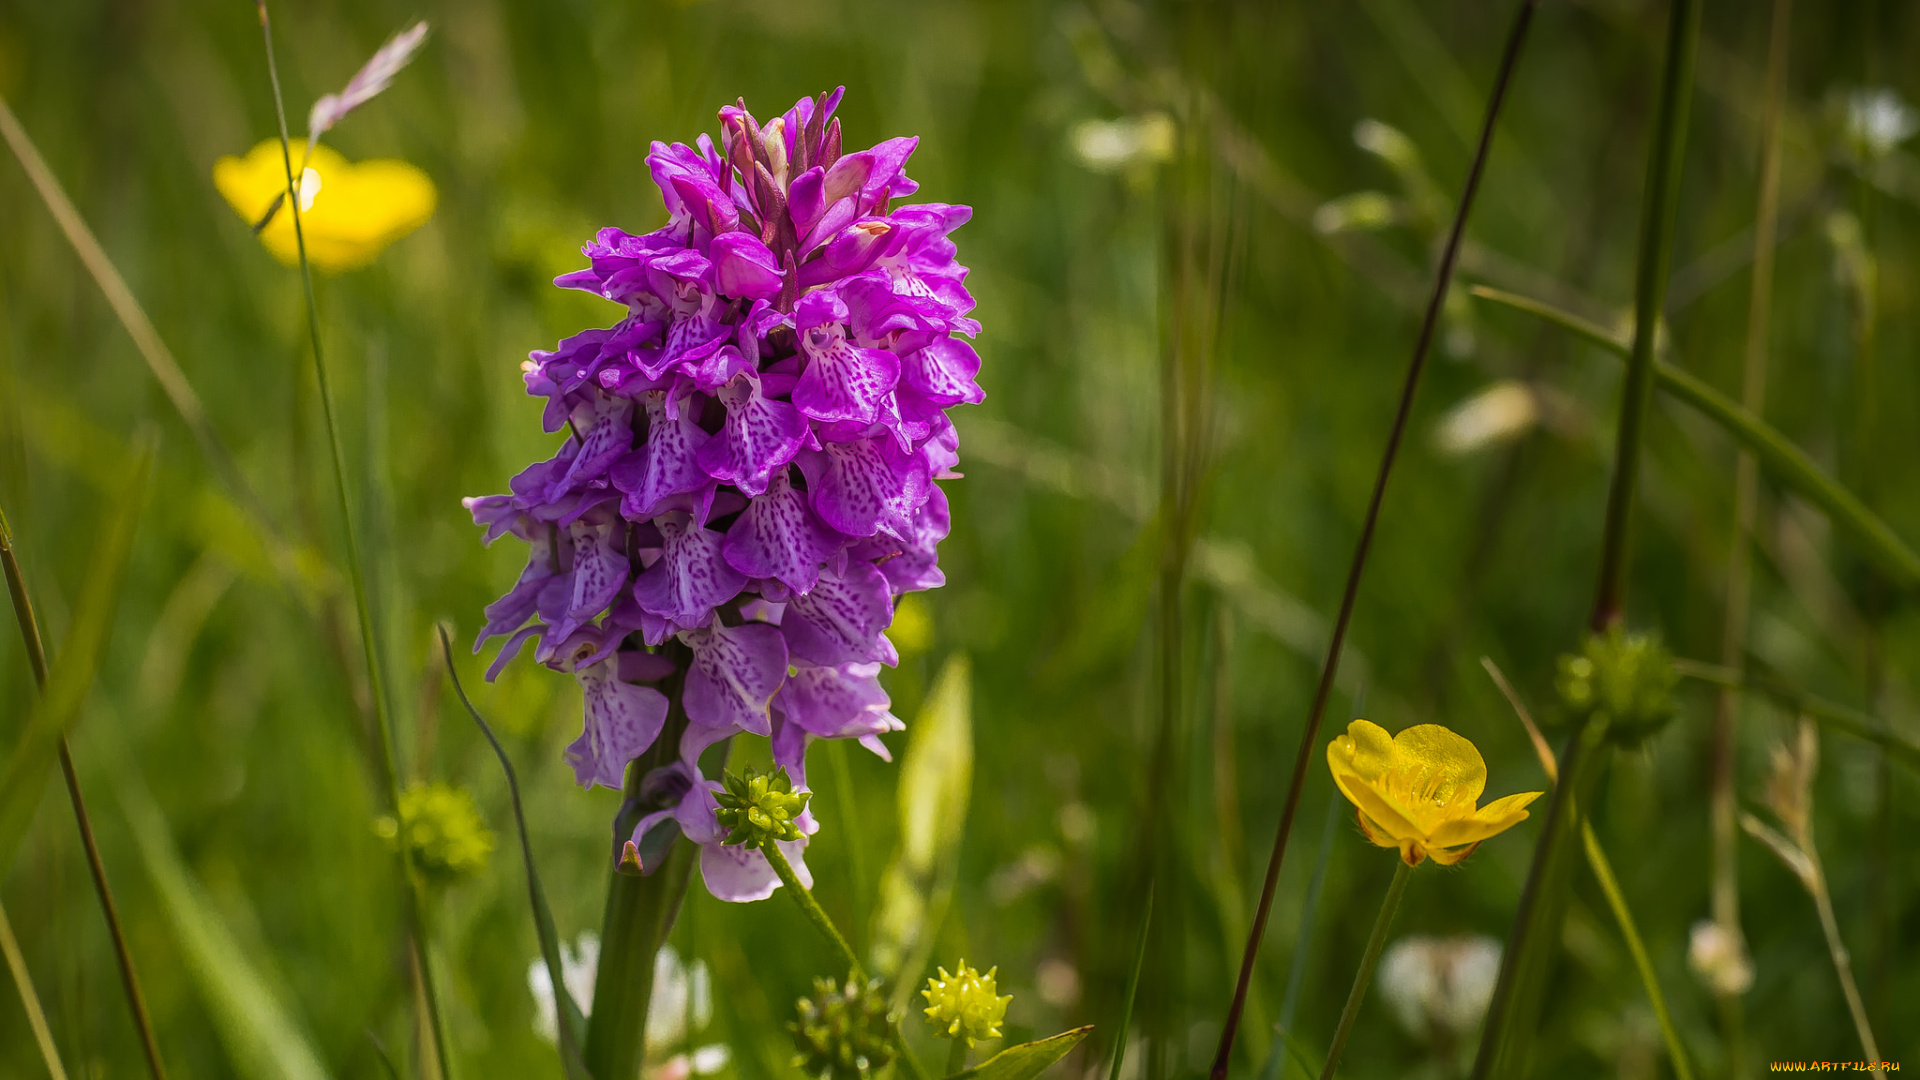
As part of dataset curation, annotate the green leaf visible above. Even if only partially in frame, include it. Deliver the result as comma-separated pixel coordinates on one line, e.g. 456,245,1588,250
440,627,594,1079
952,1027,1093,1080
872,653,973,990
1468,284,1920,587
0,433,154,878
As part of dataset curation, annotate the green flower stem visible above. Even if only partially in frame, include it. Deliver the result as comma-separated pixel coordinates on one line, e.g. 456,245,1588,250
1580,823,1692,1080
1590,0,1702,630
1471,719,1610,1080
254,5,454,1075
946,1037,969,1076
760,843,931,1080
1468,285,1920,589
1317,860,1413,1080
4,506,169,1080
763,841,863,977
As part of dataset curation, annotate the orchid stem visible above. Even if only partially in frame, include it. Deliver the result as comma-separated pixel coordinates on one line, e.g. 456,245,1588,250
1317,860,1412,1080
3,506,169,1080
254,4,452,1075
1209,4,1539,1075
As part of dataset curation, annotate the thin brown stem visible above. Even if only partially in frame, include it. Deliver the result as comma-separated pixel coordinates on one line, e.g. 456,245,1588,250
1207,5,1539,1075
3,507,169,1080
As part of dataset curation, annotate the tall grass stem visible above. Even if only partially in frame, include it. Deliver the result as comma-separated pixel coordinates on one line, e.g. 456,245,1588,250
1209,5,1538,1074
1711,2,1789,1068
1315,860,1412,1080
253,3,452,1074
1589,0,1703,631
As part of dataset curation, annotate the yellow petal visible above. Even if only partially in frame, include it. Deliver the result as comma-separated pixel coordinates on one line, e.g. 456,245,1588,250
1389,724,1487,810
213,139,435,273
1330,722,1424,843
1427,790,1543,849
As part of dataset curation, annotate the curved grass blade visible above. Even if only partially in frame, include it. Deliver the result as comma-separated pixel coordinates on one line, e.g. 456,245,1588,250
1468,284,1920,588
1673,660,1920,773
953,1026,1093,1080
438,626,592,1078
0,434,154,875
100,729,332,1080
1,900,72,1080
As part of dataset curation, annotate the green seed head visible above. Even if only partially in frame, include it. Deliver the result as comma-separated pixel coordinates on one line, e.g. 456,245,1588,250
713,765,810,850
1554,626,1678,745
373,781,495,884
921,960,1011,1045
790,977,894,1080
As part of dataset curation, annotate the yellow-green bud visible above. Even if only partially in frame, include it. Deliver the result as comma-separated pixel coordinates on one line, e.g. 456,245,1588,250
921,960,1011,1045
713,765,809,850
373,781,495,884
790,977,894,1080
1554,626,1678,745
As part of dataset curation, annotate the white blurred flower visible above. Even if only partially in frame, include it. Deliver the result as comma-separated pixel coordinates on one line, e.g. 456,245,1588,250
529,931,600,1043
530,938,728,1073
1379,934,1502,1041
1846,88,1917,159
1071,113,1176,172
1353,119,1420,173
1434,380,1538,456
1688,920,1754,997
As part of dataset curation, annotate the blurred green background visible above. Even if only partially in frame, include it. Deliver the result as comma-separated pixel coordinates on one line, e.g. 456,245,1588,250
1,0,1917,1077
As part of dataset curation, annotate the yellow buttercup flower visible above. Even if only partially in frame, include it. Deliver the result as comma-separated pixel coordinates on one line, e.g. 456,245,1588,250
213,139,435,273
1327,719,1542,867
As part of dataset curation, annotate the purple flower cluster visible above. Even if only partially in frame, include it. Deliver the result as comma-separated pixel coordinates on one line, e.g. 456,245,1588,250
465,89,978,902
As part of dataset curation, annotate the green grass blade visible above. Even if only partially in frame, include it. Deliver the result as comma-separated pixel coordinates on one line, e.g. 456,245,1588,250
104,741,333,1080
1673,661,1920,773
438,627,592,1079
0,434,154,876
1469,284,1920,588
1,899,73,1080
1104,885,1153,1080
1580,822,1693,1080
953,1026,1093,1080
874,654,974,997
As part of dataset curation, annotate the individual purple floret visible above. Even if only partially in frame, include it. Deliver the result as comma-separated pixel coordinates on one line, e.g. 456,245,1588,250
464,89,978,902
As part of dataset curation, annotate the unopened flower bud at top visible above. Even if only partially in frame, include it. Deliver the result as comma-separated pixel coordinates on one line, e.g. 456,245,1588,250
713,765,810,849
1553,626,1677,744
921,960,1011,1045
374,781,495,883
791,977,893,1080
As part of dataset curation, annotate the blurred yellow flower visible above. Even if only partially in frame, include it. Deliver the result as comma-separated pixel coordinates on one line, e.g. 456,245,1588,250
213,139,434,272
1328,719,1542,867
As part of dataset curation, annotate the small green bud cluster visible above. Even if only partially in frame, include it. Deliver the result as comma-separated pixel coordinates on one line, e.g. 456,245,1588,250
790,977,894,1080
713,765,810,850
1555,626,1678,744
921,960,1011,1045
374,781,495,884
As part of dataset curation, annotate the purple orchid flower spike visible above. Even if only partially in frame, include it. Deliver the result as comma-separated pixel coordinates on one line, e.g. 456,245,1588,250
465,88,978,902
